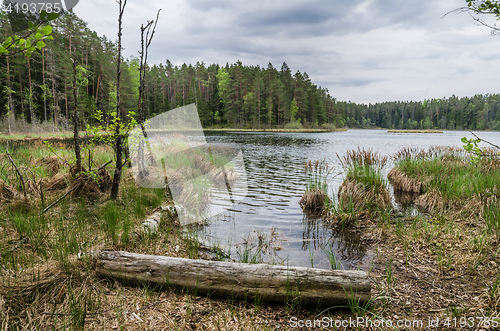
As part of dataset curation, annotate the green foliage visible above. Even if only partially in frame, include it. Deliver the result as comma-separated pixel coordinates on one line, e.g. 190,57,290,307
290,97,299,122
217,68,230,105
86,109,138,159
284,120,303,130
0,10,59,57
462,136,483,161
3,8,500,132
466,0,500,17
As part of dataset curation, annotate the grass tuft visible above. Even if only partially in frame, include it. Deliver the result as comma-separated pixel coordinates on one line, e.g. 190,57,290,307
336,148,392,215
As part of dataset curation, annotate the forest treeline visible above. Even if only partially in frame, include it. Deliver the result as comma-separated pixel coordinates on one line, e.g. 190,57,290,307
1,10,500,132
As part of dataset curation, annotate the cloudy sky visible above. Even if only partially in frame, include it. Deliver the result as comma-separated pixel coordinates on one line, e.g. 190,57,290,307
73,0,500,104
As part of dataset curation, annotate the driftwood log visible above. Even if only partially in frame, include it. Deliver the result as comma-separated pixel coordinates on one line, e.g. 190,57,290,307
96,251,371,307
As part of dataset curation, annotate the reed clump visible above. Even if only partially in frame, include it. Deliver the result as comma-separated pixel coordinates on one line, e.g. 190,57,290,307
392,145,500,216
336,148,391,214
299,159,333,214
387,167,422,194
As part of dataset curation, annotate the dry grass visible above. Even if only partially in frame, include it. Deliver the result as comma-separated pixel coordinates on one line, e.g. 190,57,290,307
303,158,333,175
299,159,333,214
392,145,466,162
39,156,63,176
0,179,15,201
299,188,328,213
0,261,68,314
359,214,500,330
338,147,388,170
338,178,392,212
334,148,391,214
388,167,422,193
45,174,69,191
71,168,113,200
414,190,446,213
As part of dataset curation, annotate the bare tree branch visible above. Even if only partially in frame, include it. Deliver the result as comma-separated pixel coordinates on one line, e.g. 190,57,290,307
6,143,26,198
444,5,500,35
470,131,500,150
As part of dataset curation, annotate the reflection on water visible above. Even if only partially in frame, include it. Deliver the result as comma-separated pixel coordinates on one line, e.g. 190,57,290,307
301,216,366,269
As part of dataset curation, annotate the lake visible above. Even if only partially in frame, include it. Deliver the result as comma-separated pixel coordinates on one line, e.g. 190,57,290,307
199,129,499,270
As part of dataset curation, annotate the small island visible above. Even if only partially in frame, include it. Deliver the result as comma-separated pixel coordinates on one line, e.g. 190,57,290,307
387,129,443,133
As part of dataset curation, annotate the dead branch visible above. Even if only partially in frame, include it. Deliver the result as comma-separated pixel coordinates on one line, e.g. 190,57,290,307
6,143,26,198
41,185,78,215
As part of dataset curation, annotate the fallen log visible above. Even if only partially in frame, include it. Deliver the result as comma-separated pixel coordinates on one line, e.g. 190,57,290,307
96,251,371,307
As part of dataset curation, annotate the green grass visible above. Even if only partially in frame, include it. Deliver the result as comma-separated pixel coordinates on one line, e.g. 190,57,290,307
0,140,188,327
0,131,77,141
345,163,387,193
395,150,500,201
334,148,391,215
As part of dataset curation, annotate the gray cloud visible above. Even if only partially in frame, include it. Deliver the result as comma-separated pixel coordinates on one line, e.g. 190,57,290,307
73,0,500,104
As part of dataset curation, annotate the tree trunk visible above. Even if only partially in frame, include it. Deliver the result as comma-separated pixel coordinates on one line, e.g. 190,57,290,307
42,48,47,122
110,0,127,200
64,80,68,129
18,74,24,118
6,56,14,134
27,57,34,124
72,57,81,171
96,251,371,307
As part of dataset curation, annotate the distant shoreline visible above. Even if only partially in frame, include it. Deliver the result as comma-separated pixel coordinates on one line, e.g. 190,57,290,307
202,128,347,133
0,128,347,142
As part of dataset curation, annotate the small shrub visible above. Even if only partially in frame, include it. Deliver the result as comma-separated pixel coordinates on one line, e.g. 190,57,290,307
284,121,303,130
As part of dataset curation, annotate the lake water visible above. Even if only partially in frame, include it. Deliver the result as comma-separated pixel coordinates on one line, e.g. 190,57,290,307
199,129,500,270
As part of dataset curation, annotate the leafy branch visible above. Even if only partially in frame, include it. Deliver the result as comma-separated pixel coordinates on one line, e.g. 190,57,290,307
446,1,500,35
0,10,59,57
462,131,500,161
